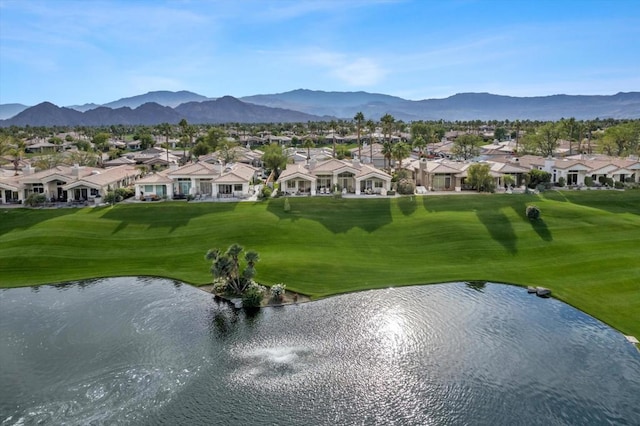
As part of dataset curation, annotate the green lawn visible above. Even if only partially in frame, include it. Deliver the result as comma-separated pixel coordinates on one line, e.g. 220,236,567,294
1,190,639,339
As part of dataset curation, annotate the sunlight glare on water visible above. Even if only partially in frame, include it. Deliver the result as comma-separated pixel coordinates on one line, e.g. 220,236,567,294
1,278,639,426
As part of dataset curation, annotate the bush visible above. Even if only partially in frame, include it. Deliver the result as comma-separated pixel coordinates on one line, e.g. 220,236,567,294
527,169,551,188
25,193,46,207
599,176,614,187
396,178,416,195
387,190,396,196
242,282,265,308
104,191,121,204
584,176,594,187
614,181,624,189
259,186,272,199
526,205,541,220
115,187,134,200
557,177,566,187
270,283,286,301
212,278,228,294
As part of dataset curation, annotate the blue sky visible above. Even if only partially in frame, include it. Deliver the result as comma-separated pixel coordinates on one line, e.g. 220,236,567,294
1,0,639,106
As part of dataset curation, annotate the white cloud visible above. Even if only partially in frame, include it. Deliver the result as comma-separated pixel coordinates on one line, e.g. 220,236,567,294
331,58,387,86
300,50,387,87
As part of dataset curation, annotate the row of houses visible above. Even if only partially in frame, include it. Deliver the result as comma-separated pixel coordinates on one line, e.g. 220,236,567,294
0,164,141,204
405,155,640,192
2,148,639,204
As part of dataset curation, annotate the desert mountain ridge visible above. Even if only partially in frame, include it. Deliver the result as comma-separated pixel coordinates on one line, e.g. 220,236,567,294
1,89,639,125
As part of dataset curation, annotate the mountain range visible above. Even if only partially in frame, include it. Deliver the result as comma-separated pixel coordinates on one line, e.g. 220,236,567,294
1,89,639,126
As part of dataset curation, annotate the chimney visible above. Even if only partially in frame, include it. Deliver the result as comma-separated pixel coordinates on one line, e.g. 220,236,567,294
22,165,34,176
309,158,317,170
72,164,81,177
352,158,360,168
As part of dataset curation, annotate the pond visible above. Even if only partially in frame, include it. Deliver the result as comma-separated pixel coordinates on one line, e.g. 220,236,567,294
1,277,639,425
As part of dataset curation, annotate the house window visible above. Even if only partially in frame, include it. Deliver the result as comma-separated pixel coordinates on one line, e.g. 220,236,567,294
234,184,243,192
374,180,383,188
287,180,296,189
90,188,99,196
32,184,44,194
144,185,153,193
177,178,191,195
567,170,579,185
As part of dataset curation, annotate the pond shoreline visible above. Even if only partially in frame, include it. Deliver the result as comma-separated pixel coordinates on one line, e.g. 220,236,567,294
197,284,312,307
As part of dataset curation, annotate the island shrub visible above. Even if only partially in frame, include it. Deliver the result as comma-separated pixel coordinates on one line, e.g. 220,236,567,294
270,283,286,302
242,282,266,308
212,277,228,294
526,205,541,220
284,198,291,212
584,176,594,187
614,181,624,189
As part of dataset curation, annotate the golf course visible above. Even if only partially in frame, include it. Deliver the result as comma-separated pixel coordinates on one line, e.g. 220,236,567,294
1,190,639,339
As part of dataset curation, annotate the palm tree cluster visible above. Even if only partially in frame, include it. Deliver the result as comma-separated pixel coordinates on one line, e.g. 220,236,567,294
205,244,260,295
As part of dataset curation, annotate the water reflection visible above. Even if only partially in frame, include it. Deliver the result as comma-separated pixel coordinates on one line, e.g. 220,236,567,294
1,278,639,426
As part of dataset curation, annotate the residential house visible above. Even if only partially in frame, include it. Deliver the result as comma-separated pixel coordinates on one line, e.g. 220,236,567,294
0,164,141,204
134,162,259,200
278,158,392,196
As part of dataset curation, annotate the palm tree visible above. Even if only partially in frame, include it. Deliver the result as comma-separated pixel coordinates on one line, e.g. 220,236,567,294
392,141,411,170
413,135,426,158
226,243,244,292
366,119,376,165
303,138,315,162
381,141,393,171
157,122,172,162
354,112,365,160
380,113,395,145
242,250,260,281
329,120,338,158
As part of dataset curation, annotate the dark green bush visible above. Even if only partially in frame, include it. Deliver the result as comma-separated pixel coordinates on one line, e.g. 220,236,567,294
584,176,594,187
526,205,541,220
242,286,264,308
614,181,624,189
557,177,566,187
527,169,551,188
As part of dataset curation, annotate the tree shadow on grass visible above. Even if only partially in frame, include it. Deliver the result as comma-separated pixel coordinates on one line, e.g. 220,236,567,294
544,190,640,216
98,202,238,234
475,208,518,254
529,218,553,241
0,207,76,238
397,195,417,216
266,197,393,234
509,198,554,242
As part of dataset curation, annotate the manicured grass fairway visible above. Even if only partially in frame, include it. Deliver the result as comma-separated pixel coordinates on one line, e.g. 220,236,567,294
1,191,639,339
